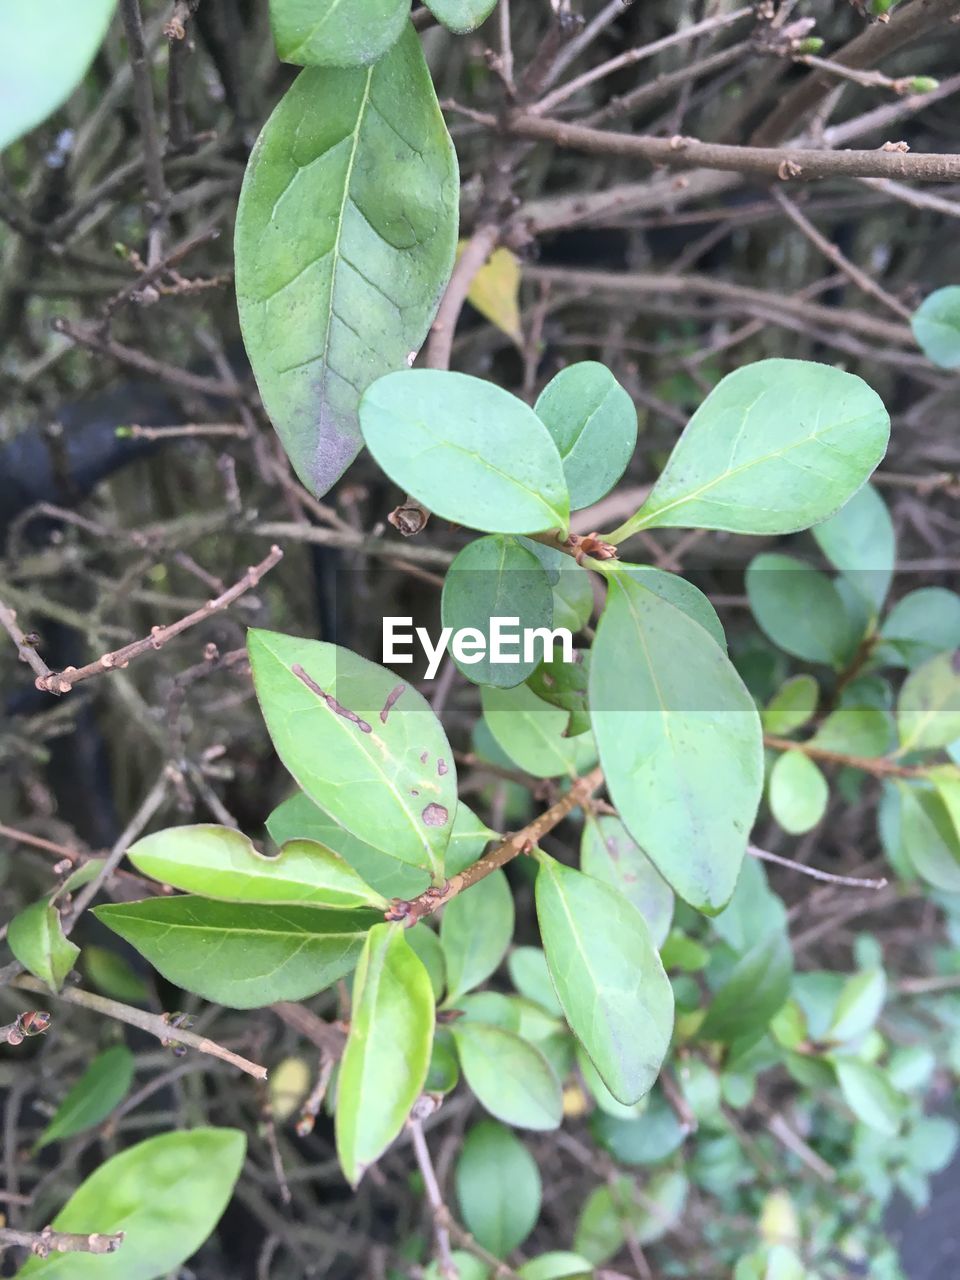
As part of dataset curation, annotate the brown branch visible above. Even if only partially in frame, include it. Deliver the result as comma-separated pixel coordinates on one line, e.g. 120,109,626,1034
32,545,282,695
11,975,267,1080
101,224,219,322
763,734,933,779
408,1109,457,1279
386,766,604,925
0,1226,124,1258
0,597,53,683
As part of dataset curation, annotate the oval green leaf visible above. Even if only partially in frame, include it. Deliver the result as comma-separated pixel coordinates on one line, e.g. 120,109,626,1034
455,1121,542,1257
897,650,960,753
94,897,377,1008
768,750,828,836
271,0,410,67
911,286,960,368
880,588,960,669
747,553,861,667
235,25,459,496
481,681,596,778
36,1046,135,1151
590,574,763,912
360,370,570,534
336,923,434,1186
8,900,79,993
452,1022,562,1131
812,482,894,616
425,0,499,33
763,675,819,735
535,856,673,1105
698,930,792,1043
580,814,674,947
441,868,514,1002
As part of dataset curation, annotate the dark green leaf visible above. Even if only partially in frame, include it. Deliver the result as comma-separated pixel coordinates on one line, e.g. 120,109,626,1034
249,630,456,878
762,675,819,735
405,925,445,1000
235,26,458,496
127,824,387,909
83,947,150,1005
424,0,499,33
590,1090,686,1166
699,930,792,1043
897,650,960,752
611,359,889,539
911,286,960,368
336,923,434,1185
94,897,376,1008
426,1027,460,1093
8,901,79,993
590,574,762,911
456,1121,541,1257
812,483,894,615
441,869,514,1002
580,814,674,947
880,588,960,668
19,1128,245,1280
526,651,591,737
747,554,860,667
452,1022,562,1130
768,750,828,835
536,856,673,1104
534,361,637,509
271,0,409,67
36,1046,135,1150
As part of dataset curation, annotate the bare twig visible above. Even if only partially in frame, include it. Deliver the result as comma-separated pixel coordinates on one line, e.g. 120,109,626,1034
748,845,888,890
119,0,167,263
425,223,500,370
0,1226,124,1258
763,734,934,780
409,1110,456,1279
0,597,53,683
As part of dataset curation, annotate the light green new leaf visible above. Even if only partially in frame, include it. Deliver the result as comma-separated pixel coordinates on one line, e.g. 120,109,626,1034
580,814,674,947
249,630,457,878
441,535,554,686
235,26,458,496
536,856,673,1104
127,824,387,909
452,1022,562,1130
441,868,514,1002
834,1058,905,1136
898,783,960,893
880,588,960,668
911,286,960,368
37,1046,135,1150
361,370,570,534
518,1253,593,1280
590,575,763,911
897,650,960,752
19,1128,245,1280
456,1121,542,1257
481,681,597,778
763,675,818,735
271,0,410,67
8,900,79,992
699,930,792,1043
425,0,499,33
95,897,376,1008
0,0,116,153
811,706,893,757
424,1254,490,1280
812,483,894,615
336,923,434,1185
827,968,886,1044
747,554,860,667
768,750,828,835
610,359,889,540
535,362,638,509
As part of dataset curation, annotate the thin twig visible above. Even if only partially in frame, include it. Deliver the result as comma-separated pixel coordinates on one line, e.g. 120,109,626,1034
748,845,888,890
763,734,933,780
0,1226,124,1257
425,223,500,370
0,598,53,683
409,1112,456,1278
119,0,167,263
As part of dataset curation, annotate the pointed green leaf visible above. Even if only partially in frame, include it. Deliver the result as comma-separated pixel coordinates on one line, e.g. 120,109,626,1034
762,675,819,735
336,923,434,1185
622,564,726,650
127,824,388,909
271,0,410,67
441,535,554,687
897,650,960,752
481,681,596,778
425,0,499,33
456,1121,541,1257
898,782,960,892
747,554,860,667
441,869,514,1002
535,857,673,1105
94,897,376,1008
812,483,894,615
8,900,79,993
36,1047,135,1150
580,814,674,947
235,26,458,496
911,286,960,368
361,370,570,534
610,359,889,539
18,1128,245,1280
699,930,792,1043
249,630,457,878
827,968,886,1044
452,1022,562,1130
768,750,828,835
534,361,638,510
590,574,763,911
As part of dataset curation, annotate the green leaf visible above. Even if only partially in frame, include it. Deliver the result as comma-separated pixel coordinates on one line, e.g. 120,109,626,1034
518,1254,593,1280
747,554,860,667
18,1128,245,1280
426,1027,461,1094
881,588,960,668
8,901,79,992
361,370,570,534
699,930,792,1043
610,359,889,540
712,857,787,954
235,26,458,496
36,1047,135,1150
622,565,726,650
481,681,596,778
441,536,554,687
83,947,150,1005
425,0,499,33
335,923,434,1185
911,286,960,368
534,362,638,510
520,543,595,633
270,0,410,67
127,824,387,909
897,650,960,752
452,1022,562,1130
94,897,376,1008
768,751,828,835
445,803,498,875
580,814,674,947
827,968,886,1044
590,574,763,912
810,706,893,757
0,0,116,153
424,1254,489,1280
405,925,446,1000
526,651,591,737
456,1121,541,1257
249,630,457,879
834,1058,905,1136
266,790,431,899
535,856,673,1104
456,991,521,1032
589,1090,686,1165
762,675,818,735
441,869,514,1002
898,782,960,892
812,483,894,615
574,1172,687,1263
508,947,563,1018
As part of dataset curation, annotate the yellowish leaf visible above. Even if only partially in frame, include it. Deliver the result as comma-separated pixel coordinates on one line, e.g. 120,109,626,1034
461,241,523,344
